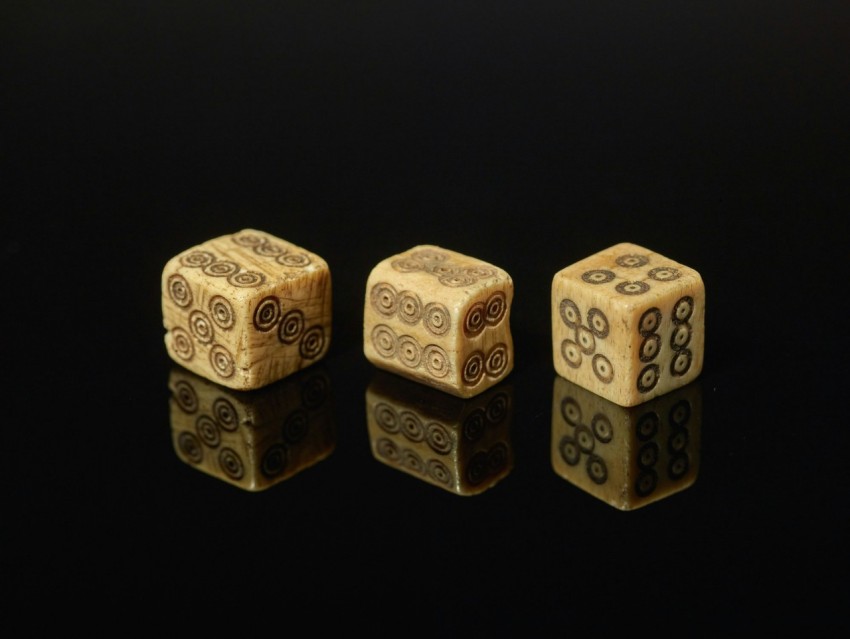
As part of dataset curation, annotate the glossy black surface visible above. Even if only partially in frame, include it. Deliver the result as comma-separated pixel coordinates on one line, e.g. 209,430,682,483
5,2,848,631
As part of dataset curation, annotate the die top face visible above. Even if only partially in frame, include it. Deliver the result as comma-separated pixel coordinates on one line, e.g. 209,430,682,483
363,245,514,398
162,229,332,390
551,243,704,407
551,242,703,309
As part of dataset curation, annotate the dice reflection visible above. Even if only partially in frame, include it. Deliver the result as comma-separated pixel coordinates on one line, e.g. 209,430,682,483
366,371,514,496
551,375,701,510
169,364,335,491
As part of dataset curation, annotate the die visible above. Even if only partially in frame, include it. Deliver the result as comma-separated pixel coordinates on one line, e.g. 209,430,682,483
162,229,332,390
365,370,514,496
551,375,701,510
363,245,514,398
551,242,705,406
169,364,335,491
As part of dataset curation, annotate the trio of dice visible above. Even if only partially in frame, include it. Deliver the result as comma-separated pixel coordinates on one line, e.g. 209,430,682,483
161,229,704,406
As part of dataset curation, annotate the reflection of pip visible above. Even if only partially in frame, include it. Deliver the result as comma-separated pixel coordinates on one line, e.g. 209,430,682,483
168,364,335,491
551,376,701,510
365,371,514,496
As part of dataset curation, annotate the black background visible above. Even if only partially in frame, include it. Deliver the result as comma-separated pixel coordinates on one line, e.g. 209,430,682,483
4,1,849,633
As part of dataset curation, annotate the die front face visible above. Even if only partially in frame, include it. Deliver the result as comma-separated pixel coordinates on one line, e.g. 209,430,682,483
551,375,701,510
162,229,332,390
551,242,705,407
363,245,514,398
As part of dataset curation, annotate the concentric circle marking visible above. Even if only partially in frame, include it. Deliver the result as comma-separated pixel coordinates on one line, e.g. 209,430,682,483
463,408,486,442
636,412,659,441
423,344,450,378
576,326,595,354
561,340,583,369
586,454,608,485
228,271,265,288
278,309,305,344
213,398,238,431
466,451,489,485
582,270,615,284
640,334,661,362
370,282,398,317
486,392,509,425
277,253,311,267
371,324,398,358
485,291,507,325
639,308,662,335
559,436,581,466
426,459,453,486
648,266,681,282
397,335,422,368
668,452,690,479
203,261,239,277
375,402,400,433
485,344,509,377
254,241,285,257
391,257,423,272
462,351,485,385
670,349,693,376
616,281,650,295
261,443,288,478
635,470,658,496
231,232,266,247
180,251,216,268
195,414,221,448
170,327,194,361
638,442,660,469
673,296,694,323
592,354,614,383
575,424,595,453
670,324,692,350
209,344,235,379
560,397,582,426
253,296,280,331
439,273,475,287
376,437,400,462
464,302,486,337
400,411,425,442
397,291,422,324
402,449,425,474
177,432,203,464
425,422,453,455
173,380,199,414
299,326,326,359
591,414,613,443
422,302,451,335
168,274,193,308
559,299,581,328
218,447,244,480
669,400,691,428
587,308,609,338
189,310,215,344
637,364,660,393
209,296,235,330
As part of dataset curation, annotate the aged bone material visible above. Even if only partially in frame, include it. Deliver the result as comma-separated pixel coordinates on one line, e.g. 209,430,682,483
551,242,705,407
162,229,332,390
364,245,514,398
551,375,701,510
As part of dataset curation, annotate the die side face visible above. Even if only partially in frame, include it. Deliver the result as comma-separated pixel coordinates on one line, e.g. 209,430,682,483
551,242,705,407
363,245,514,398
162,229,332,390
550,375,701,510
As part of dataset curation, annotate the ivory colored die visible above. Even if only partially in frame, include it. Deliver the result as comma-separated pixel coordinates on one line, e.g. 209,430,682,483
363,245,514,398
551,242,704,407
162,229,331,390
